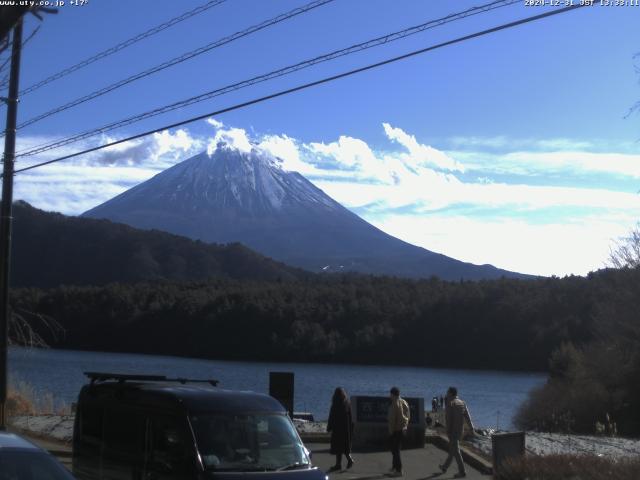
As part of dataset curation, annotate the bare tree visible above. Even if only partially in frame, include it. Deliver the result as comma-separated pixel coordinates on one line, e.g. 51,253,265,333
9,308,63,348
609,223,640,269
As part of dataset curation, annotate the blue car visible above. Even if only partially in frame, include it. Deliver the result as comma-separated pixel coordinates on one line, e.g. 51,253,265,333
0,431,75,479
73,372,328,480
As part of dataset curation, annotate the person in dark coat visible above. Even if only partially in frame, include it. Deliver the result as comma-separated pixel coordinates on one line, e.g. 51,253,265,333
327,387,354,471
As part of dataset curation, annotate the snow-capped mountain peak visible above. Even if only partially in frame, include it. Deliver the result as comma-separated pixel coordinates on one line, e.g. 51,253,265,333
83,144,527,280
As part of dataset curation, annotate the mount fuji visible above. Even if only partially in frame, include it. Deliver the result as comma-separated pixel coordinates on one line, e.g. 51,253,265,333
83,143,528,280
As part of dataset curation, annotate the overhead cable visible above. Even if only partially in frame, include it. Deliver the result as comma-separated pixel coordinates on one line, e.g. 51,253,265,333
17,0,227,97
12,3,588,175
8,0,336,134
0,24,41,88
16,0,520,156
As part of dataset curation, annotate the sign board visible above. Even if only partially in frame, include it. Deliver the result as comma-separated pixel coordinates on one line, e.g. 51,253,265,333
492,431,526,474
351,396,425,449
355,396,421,424
269,372,294,418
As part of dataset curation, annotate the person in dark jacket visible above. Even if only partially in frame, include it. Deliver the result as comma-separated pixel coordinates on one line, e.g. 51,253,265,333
327,387,354,471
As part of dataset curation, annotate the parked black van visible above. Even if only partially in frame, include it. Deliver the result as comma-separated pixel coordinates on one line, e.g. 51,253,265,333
72,372,327,480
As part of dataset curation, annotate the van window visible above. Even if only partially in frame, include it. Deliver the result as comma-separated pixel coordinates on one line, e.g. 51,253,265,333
147,415,193,477
191,413,310,472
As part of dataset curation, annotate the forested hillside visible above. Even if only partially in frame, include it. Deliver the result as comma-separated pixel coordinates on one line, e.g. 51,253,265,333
10,202,640,435
11,268,638,372
11,202,304,287
515,264,640,435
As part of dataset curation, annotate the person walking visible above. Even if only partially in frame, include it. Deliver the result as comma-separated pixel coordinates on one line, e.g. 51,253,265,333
387,386,410,477
327,387,354,471
439,386,475,478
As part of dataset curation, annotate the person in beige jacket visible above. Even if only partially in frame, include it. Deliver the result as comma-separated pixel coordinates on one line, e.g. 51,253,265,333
439,386,475,478
387,386,410,476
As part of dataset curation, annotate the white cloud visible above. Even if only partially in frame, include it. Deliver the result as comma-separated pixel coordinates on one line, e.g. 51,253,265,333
383,123,465,172
313,169,460,210
448,135,510,149
257,134,320,176
16,128,204,170
449,136,595,152
153,129,202,159
207,127,252,155
506,150,640,178
308,136,378,169
15,164,157,215
206,118,224,129
13,128,204,215
371,215,633,277
535,139,594,151
453,149,640,179
12,121,640,276
315,177,640,216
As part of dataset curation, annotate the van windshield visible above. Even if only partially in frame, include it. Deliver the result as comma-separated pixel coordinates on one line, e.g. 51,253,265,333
190,413,311,472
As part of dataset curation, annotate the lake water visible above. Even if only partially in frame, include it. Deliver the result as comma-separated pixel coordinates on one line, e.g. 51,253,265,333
8,347,546,430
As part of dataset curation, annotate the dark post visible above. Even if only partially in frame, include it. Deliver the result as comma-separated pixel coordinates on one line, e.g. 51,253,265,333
269,371,294,418
0,18,23,430
492,431,526,475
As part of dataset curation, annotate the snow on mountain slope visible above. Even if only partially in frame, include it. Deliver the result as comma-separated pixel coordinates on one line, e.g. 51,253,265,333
83,142,529,280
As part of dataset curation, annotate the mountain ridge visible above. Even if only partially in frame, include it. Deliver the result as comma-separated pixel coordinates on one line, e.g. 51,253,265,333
83,143,531,281
10,201,306,288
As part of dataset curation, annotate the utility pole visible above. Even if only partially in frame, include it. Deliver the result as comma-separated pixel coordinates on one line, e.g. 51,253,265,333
0,6,30,40
0,18,23,431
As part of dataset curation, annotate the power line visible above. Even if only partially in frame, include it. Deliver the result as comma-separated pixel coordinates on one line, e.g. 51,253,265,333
13,3,588,176
0,39,10,57
16,0,520,157
0,24,40,89
8,0,335,135
17,0,227,97
0,50,13,78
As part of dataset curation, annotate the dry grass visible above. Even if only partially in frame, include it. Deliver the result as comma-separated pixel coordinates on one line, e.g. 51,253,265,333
6,383,35,417
497,454,640,480
6,380,70,417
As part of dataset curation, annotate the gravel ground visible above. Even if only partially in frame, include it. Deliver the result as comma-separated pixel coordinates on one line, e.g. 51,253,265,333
10,415,74,443
293,419,327,433
468,430,640,459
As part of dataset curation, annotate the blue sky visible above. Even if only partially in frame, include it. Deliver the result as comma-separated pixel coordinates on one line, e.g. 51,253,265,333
4,0,640,276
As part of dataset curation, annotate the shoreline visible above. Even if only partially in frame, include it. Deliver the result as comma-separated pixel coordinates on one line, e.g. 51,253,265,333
9,345,549,376
11,415,640,460
9,347,546,430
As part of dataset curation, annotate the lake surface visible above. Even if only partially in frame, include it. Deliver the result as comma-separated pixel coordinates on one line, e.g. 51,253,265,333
9,347,546,430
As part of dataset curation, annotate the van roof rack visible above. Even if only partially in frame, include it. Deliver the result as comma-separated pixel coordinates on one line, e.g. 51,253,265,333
85,371,219,387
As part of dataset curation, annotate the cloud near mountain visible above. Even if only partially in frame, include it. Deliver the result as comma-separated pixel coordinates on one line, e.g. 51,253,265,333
13,120,640,276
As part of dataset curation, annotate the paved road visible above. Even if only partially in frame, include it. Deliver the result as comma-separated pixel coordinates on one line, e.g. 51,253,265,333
308,443,489,480
18,429,489,478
